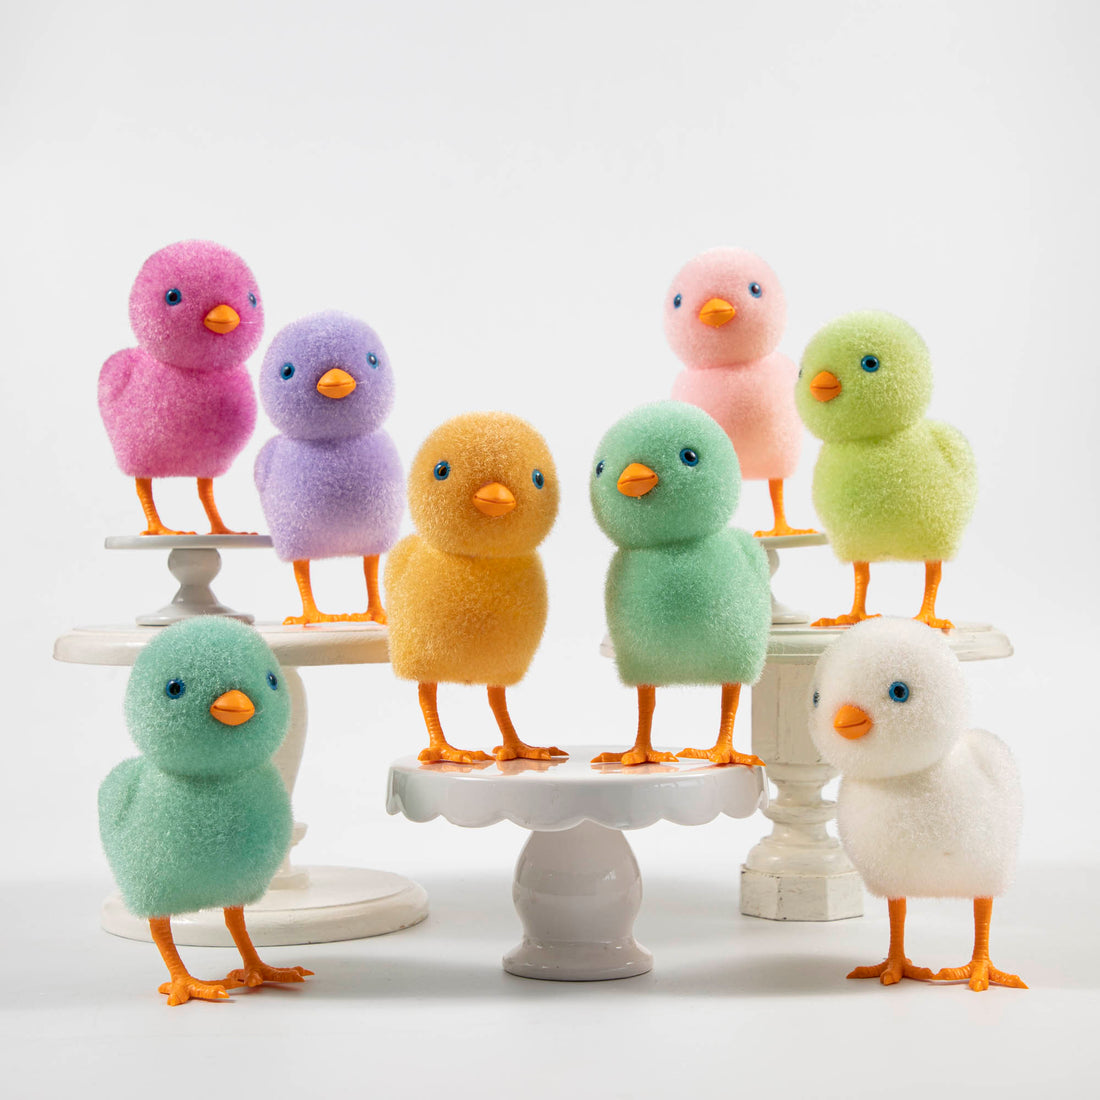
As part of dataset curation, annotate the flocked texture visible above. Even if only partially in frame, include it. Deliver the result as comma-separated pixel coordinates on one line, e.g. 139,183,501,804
666,249,800,480
592,402,770,686
99,240,262,478
795,311,976,562
99,617,292,917
386,412,558,685
808,618,1021,899
255,311,403,561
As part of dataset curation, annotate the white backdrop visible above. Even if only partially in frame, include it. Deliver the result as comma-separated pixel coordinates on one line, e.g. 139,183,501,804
3,1,1099,1094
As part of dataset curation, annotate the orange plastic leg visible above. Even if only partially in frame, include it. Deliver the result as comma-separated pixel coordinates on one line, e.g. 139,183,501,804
222,907,313,989
677,683,764,766
135,478,193,536
488,685,566,761
913,560,954,631
197,477,253,536
417,682,492,764
592,686,679,766
932,898,1027,991
848,898,934,985
813,561,881,628
150,916,229,1005
284,560,343,625
343,555,388,624
754,479,818,538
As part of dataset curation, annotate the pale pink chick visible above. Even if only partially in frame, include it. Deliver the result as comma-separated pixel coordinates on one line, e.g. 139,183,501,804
666,247,812,536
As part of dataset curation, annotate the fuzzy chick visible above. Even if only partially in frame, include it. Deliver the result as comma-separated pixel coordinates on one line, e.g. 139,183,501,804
99,617,312,1005
809,618,1025,991
795,311,977,630
590,402,771,766
385,413,564,763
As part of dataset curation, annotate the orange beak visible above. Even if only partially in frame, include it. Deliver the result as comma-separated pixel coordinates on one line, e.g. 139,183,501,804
698,297,737,327
617,462,659,497
833,704,873,740
210,689,255,727
316,368,357,399
473,482,516,516
810,370,841,402
203,304,241,334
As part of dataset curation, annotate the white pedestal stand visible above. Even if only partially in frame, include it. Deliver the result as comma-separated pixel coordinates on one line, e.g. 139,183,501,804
386,750,766,980
740,622,1014,921
757,532,829,625
54,622,429,947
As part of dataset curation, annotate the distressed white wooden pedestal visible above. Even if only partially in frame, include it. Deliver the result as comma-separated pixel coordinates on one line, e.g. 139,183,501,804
54,622,428,946
741,622,1014,921
387,750,766,980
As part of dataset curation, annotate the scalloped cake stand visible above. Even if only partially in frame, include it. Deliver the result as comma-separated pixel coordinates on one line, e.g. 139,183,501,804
54,621,428,947
387,750,766,980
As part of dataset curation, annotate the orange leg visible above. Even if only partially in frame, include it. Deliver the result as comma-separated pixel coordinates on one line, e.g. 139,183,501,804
343,555,387,624
813,561,881,628
284,560,343,625
488,685,566,761
197,477,253,536
222,907,313,989
848,898,935,985
149,916,229,1006
593,685,678,766
677,683,764,766
135,478,193,536
932,898,1026,991
913,560,954,631
754,479,818,538
417,682,492,764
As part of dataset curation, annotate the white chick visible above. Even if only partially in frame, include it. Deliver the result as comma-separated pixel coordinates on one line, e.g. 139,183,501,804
809,618,1025,992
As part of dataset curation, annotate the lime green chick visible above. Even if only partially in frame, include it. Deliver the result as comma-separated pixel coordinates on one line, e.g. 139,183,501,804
795,310,977,630
590,401,771,766
99,616,312,1006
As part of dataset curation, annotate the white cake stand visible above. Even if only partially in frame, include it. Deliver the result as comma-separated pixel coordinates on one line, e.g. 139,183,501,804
756,532,829,624
386,750,766,981
54,621,428,947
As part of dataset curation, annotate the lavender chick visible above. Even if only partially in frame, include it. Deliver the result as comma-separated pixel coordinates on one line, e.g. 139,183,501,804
255,311,403,624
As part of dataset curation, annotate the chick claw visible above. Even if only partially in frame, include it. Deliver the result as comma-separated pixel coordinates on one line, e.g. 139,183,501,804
157,977,230,1006
932,960,1026,992
142,525,195,537
224,963,313,989
341,607,388,625
677,746,764,767
592,748,679,766
847,957,935,985
494,742,566,762
419,745,494,764
812,613,882,628
913,611,955,632
283,612,345,626
754,525,818,537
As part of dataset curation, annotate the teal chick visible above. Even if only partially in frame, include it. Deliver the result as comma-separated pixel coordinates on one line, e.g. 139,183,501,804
590,401,771,766
99,616,313,1005
795,311,977,631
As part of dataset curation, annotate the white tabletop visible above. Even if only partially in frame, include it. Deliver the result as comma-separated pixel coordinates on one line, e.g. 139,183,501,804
386,749,767,832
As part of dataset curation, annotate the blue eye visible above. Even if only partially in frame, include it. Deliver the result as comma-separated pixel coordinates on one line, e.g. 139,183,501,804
434,461,450,480
280,362,295,380
673,294,682,309
679,447,699,466
861,355,880,372
812,690,820,707
368,353,379,368
165,679,185,699
532,469,544,489
889,681,910,702
165,288,182,306
267,672,279,690
248,292,257,308
595,460,605,477
749,282,762,297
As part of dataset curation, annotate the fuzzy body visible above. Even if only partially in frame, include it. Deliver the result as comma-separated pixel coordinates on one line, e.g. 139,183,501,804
812,420,976,562
606,528,770,685
838,731,1021,898
256,432,403,561
99,759,290,917
385,534,547,685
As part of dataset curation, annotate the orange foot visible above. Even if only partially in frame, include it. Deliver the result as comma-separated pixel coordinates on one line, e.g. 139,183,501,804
754,524,819,537
494,742,567,762
419,745,493,764
848,956,935,986
677,746,764,766
592,747,679,766
933,959,1026,992
225,963,313,989
208,524,257,536
913,611,955,631
812,612,882,628
142,524,195,536
341,607,388,625
283,611,344,626
158,976,230,1006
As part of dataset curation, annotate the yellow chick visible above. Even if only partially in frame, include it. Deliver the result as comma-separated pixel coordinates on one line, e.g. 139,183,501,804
385,412,564,763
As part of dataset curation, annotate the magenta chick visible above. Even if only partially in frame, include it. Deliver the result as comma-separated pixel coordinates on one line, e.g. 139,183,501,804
98,240,265,535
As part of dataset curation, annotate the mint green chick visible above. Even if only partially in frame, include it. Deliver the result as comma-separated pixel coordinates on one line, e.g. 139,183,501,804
590,401,770,766
795,311,977,631
99,616,312,1006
